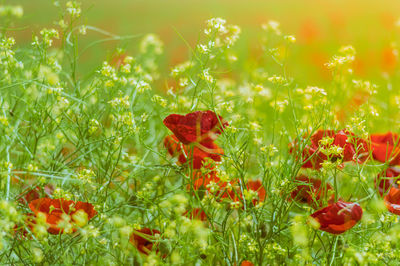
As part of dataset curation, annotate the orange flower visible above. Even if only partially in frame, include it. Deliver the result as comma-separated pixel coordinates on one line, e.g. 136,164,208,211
130,228,162,255
381,46,398,73
29,198,97,234
384,186,400,215
298,19,319,44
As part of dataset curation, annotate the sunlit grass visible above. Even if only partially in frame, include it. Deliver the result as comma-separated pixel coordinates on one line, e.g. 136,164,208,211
0,1,400,265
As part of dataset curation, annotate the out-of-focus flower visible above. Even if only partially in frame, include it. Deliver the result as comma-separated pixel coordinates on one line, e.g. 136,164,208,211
290,175,333,208
13,213,36,238
29,198,97,234
18,185,54,205
183,208,207,221
190,171,238,202
381,45,398,73
130,228,162,255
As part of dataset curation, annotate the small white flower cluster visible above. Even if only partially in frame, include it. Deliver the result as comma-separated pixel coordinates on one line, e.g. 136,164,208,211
66,1,81,18
0,37,24,81
304,86,327,96
0,5,23,18
100,61,117,78
76,168,96,185
88,119,100,134
151,95,167,108
33,28,59,48
254,84,272,99
296,86,328,111
171,61,193,78
260,144,278,157
262,20,281,36
108,95,130,109
268,75,286,85
201,17,241,50
271,99,289,113
134,80,151,93
284,35,296,43
205,18,227,35
99,61,121,87
352,79,377,95
264,242,286,260
324,145,344,158
346,116,367,136
326,45,356,70
140,34,163,55
239,234,258,253
47,86,63,96
199,68,214,84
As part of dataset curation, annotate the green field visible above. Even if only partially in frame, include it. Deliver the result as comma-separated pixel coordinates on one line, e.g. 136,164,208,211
1,0,400,265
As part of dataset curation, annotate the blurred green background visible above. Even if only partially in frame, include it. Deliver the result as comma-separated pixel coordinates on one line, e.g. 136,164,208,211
8,0,400,86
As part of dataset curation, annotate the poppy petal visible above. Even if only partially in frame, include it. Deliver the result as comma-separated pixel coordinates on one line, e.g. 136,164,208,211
310,200,362,234
163,111,228,145
29,198,97,234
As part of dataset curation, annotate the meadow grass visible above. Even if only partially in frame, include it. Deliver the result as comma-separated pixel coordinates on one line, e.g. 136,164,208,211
0,1,400,265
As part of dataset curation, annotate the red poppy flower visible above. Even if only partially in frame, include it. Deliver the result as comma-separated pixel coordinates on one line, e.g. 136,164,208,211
310,200,363,234
130,228,162,255
163,111,228,145
164,134,223,169
246,179,266,206
370,132,400,165
190,171,239,202
384,186,400,215
375,167,400,196
291,175,333,208
241,261,254,266
18,185,54,205
184,208,207,221
292,129,369,169
191,170,220,191
13,213,36,238
29,198,97,234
